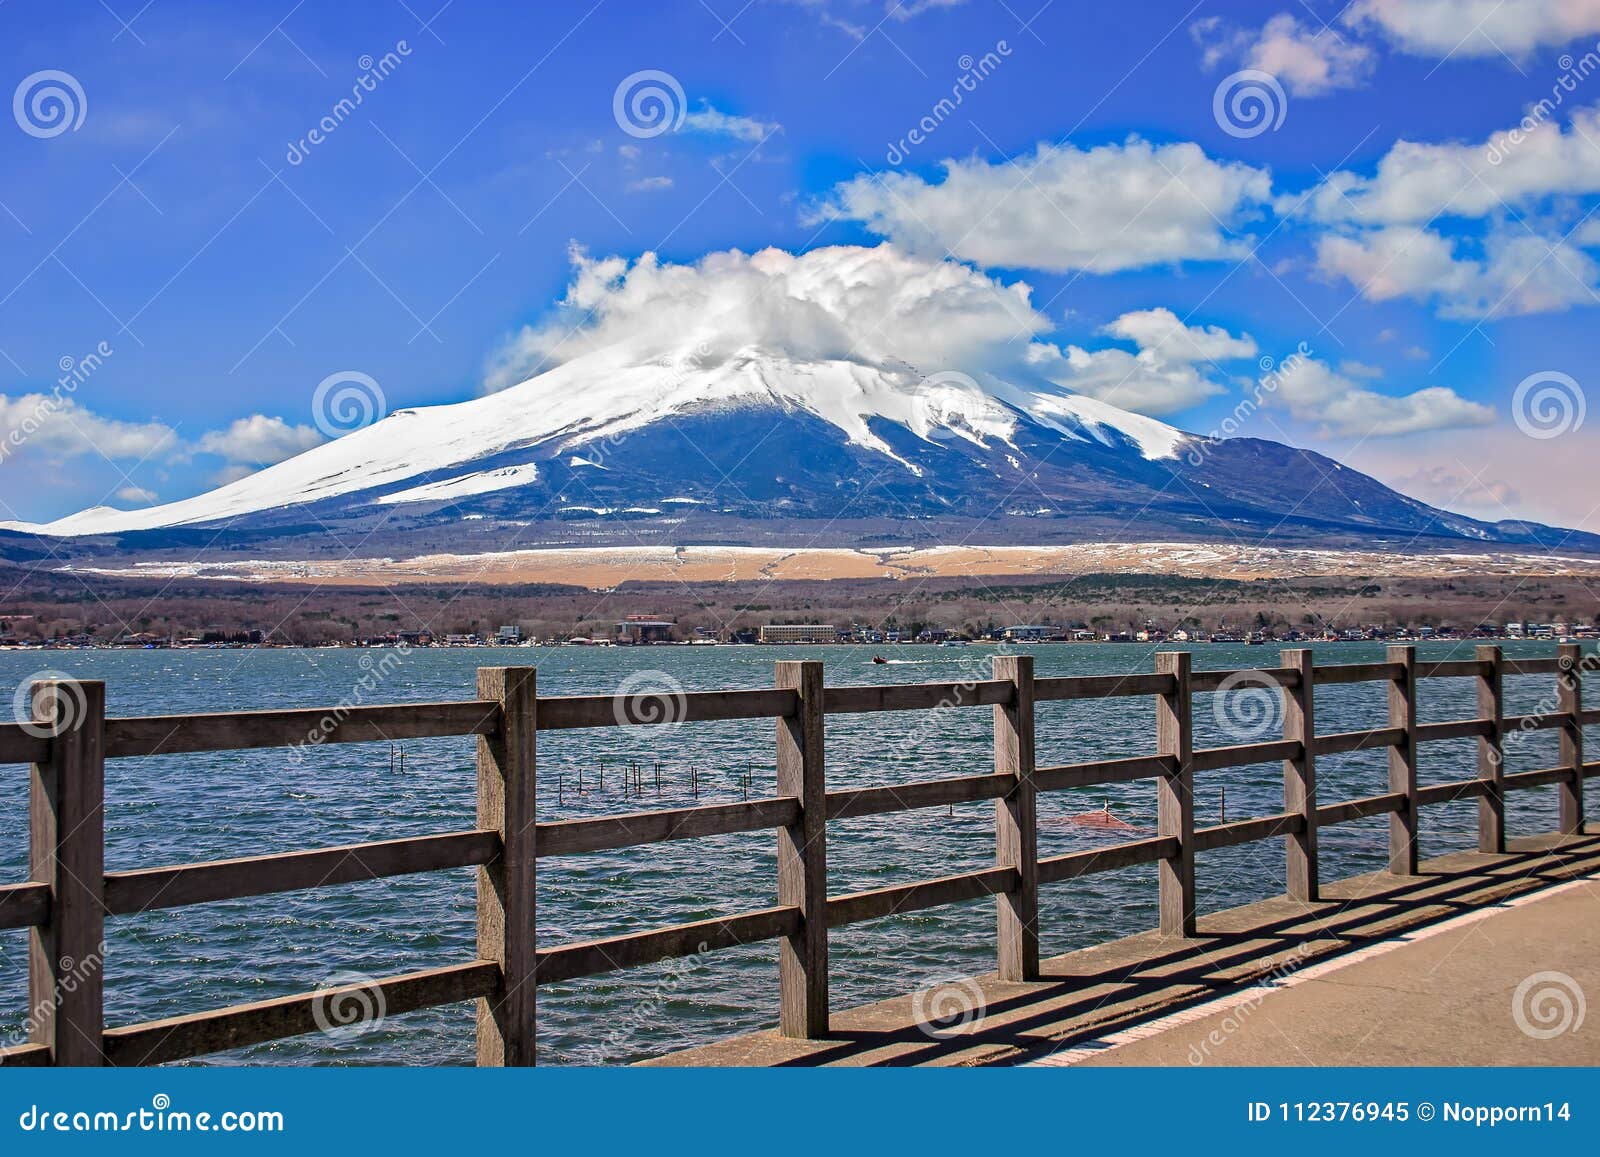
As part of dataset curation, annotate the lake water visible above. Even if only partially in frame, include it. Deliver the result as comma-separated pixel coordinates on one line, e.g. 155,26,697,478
0,641,1588,1065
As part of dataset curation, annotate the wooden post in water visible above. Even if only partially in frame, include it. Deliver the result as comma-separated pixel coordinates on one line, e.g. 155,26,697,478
475,667,537,1066
1281,649,1317,900
29,678,106,1066
775,660,828,1038
992,654,1039,981
1155,652,1196,937
1476,645,1506,854
1557,642,1585,835
1387,645,1419,875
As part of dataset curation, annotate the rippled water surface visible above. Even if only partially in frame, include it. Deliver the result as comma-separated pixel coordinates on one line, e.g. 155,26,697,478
0,641,1589,1065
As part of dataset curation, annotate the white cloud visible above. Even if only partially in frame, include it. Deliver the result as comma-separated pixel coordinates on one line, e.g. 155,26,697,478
0,393,179,462
1346,0,1600,58
813,138,1273,273
1025,309,1257,415
485,242,1052,393
114,485,158,504
194,414,325,465
1316,223,1600,318
1295,105,1600,226
1268,356,1495,436
481,241,1252,420
1195,13,1374,96
888,0,968,19
681,104,781,143
627,175,674,192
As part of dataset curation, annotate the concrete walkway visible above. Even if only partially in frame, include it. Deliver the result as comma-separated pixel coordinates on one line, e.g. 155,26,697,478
651,828,1600,1066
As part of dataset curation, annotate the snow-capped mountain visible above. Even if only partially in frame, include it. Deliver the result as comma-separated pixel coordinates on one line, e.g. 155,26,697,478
3,338,1590,553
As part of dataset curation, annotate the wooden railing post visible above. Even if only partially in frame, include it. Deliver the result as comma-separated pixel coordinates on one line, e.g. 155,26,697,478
775,660,828,1038
993,654,1039,981
1476,645,1506,853
1281,649,1317,900
475,667,537,1066
30,678,106,1066
1387,645,1419,875
1557,642,1585,835
1155,652,1195,937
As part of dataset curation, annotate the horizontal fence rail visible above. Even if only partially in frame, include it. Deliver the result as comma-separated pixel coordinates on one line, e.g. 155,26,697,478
0,644,1593,1066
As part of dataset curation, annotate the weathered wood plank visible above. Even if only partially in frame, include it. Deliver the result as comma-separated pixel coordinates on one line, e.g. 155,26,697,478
30,679,105,1067
104,829,500,915
993,654,1038,982
1035,753,1175,792
1416,718,1494,744
1503,657,1562,677
475,668,536,1067
103,961,499,1067
1037,836,1177,885
1417,777,1490,807
104,699,499,758
1477,645,1505,854
1558,643,1585,834
1388,645,1419,876
1503,765,1578,791
0,723,50,765
825,774,1010,821
822,680,1011,715
0,881,50,930
1190,667,1300,693
1502,712,1564,732
1417,659,1490,680
1034,672,1177,701
537,688,796,730
540,797,798,856
1282,649,1316,901
1190,738,1301,773
1312,726,1405,756
536,906,800,984
1156,652,1195,938
826,867,1018,928
775,660,827,1039
1316,791,1407,827
1315,661,1406,686
0,1042,51,1066
1192,812,1304,853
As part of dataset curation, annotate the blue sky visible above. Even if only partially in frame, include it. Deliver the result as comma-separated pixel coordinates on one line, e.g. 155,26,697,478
3,0,1599,529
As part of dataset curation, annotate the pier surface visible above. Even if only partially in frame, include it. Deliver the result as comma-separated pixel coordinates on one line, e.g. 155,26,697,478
651,829,1600,1066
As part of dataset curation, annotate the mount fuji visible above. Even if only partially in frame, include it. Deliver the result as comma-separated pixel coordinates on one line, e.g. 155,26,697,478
3,243,1592,556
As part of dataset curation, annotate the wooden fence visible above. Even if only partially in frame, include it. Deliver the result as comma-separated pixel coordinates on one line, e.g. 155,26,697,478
0,644,1594,1066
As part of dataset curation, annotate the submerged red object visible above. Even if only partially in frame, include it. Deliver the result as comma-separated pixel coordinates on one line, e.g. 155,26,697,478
1062,804,1138,830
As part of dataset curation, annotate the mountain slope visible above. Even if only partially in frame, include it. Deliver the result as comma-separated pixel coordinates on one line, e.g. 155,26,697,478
4,341,1593,554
